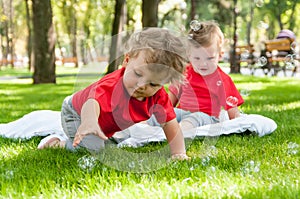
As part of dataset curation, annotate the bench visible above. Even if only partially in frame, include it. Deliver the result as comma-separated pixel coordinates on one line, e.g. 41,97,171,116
96,56,108,62
235,44,256,74
262,38,297,76
0,59,14,66
62,57,78,65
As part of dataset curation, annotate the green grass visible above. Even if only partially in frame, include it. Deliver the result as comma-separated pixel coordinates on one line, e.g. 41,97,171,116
0,64,80,77
0,67,300,198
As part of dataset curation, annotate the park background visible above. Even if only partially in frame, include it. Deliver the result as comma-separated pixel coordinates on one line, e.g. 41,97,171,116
0,0,300,82
0,0,300,198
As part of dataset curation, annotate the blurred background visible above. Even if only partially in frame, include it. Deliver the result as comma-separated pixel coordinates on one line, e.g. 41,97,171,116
0,0,299,83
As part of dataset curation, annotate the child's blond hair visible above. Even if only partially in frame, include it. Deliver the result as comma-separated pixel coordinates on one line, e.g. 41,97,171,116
124,28,188,84
188,20,224,52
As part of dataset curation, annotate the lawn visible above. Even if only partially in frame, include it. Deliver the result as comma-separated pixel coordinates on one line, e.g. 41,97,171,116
0,66,299,198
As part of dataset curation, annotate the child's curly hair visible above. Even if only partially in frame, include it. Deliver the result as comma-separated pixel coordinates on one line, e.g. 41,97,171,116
188,20,224,52
124,28,188,84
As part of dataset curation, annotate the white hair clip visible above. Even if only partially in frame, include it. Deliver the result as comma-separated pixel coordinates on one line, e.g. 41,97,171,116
190,20,202,32
188,34,194,39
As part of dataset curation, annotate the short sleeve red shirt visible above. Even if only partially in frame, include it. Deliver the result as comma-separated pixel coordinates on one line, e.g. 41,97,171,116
169,64,244,117
72,67,176,137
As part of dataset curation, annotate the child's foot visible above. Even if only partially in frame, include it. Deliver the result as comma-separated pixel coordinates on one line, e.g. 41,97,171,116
38,135,66,149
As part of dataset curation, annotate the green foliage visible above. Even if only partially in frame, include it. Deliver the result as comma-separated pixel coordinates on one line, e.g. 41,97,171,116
0,72,299,198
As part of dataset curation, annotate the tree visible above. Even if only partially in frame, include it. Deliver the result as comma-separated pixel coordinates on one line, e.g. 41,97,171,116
0,0,14,68
32,0,56,84
190,0,197,21
259,0,300,39
229,0,239,74
106,0,126,74
55,0,78,67
25,0,33,71
142,0,160,27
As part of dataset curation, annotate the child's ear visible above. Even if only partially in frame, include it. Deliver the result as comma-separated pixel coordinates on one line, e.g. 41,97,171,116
219,50,224,59
122,54,130,66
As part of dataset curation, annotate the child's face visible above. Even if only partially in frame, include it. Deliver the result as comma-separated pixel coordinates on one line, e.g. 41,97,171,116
123,51,169,101
189,44,220,76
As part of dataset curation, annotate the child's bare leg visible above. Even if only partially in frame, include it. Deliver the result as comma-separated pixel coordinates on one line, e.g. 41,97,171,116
38,135,66,149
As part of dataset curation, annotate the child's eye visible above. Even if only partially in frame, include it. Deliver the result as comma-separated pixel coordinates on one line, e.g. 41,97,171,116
207,56,216,60
134,70,142,77
149,83,160,87
194,57,201,60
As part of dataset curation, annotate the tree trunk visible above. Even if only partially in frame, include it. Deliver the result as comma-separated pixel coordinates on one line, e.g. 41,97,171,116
71,13,78,67
54,21,64,60
190,0,197,21
288,1,297,30
277,14,283,30
246,1,254,46
230,0,240,74
25,0,33,71
106,0,126,74
142,0,160,27
8,0,14,68
1,0,9,67
32,0,56,84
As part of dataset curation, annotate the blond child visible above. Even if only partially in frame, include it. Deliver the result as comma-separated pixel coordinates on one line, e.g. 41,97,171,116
39,28,189,160
147,20,244,130
170,20,244,130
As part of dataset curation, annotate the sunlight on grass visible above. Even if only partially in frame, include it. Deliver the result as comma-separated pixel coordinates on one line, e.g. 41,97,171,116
0,73,299,198
0,78,33,84
1,144,24,159
237,82,267,91
265,101,300,112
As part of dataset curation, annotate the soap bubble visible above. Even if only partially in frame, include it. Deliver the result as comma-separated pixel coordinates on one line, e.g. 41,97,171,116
256,56,268,67
216,80,222,86
4,170,14,180
77,155,98,171
240,89,251,97
287,142,299,155
241,50,250,60
128,161,136,169
189,163,199,171
290,41,298,53
257,21,269,30
190,20,201,31
201,156,210,166
255,0,264,7
241,160,260,175
284,54,296,70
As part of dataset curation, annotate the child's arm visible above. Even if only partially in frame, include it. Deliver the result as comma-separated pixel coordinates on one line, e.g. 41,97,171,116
168,92,179,107
227,107,241,119
162,118,189,160
73,99,108,147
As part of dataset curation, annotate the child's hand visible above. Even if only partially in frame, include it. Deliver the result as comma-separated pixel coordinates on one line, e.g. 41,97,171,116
171,153,191,161
73,122,108,147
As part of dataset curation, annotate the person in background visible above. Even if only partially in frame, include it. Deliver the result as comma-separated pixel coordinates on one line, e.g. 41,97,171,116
148,20,244,131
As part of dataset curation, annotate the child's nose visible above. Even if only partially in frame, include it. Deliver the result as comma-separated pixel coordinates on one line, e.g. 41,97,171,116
136,79,147,89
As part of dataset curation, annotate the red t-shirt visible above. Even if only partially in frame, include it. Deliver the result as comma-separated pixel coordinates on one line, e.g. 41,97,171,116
72,67,176,137
169,64,244,117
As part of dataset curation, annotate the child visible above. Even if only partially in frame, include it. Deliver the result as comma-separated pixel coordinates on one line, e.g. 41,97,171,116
148,20,244,130
39,28,189,160
172,20,244,130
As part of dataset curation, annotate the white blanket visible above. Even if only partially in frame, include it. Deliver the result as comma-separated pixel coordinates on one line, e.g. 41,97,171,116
0,110,277,148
